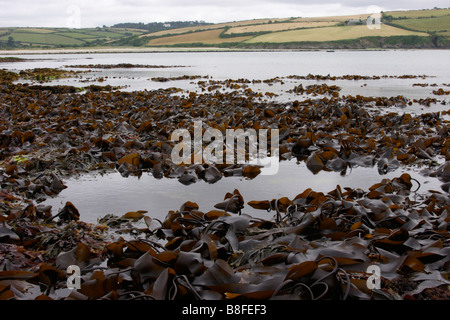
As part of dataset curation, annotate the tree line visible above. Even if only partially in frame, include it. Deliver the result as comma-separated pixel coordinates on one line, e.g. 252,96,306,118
110,21,211,33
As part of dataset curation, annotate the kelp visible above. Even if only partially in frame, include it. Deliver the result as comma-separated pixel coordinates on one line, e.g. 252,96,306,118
65,64,187,69
151,75,207,82
285,74,430,81
288,83,341,96
17,68,83,82
0,68,449,300
0,72,448,197
0,173,448,300
0,57,26,63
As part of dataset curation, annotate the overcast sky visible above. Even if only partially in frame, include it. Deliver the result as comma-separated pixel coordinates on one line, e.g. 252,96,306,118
0,0,448,28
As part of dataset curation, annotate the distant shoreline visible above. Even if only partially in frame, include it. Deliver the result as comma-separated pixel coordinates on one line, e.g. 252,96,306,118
0,47,241,55
0,47,301,55
1,47,445,55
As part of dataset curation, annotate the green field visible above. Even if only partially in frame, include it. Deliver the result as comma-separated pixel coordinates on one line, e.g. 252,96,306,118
140,8,449,48
0,31,85,46
244,24,428,43
387,15,450,32
0,8,448,49
0,27,146,48
224,21,339,35
386,8,450,19
147,29,252,46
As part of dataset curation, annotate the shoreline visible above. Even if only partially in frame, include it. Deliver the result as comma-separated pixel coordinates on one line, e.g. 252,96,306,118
0,46,441,55
0,47,248,55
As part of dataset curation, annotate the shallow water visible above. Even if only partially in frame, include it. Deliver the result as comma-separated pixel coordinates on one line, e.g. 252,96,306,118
2,50,449,223
2,51,449,93
3,50,449,116
41,160,444,223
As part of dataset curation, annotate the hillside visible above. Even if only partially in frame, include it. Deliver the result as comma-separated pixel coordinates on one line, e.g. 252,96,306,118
0,8,449,50
137,8,450,49
0,27,147,48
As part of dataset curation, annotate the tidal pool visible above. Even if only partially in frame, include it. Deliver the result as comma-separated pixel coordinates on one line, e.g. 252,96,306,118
42,159,444,223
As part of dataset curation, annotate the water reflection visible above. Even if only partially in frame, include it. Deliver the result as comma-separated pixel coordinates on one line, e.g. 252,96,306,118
42,159,442,223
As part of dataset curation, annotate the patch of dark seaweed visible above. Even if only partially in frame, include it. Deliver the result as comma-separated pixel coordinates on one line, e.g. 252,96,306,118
0,57,26,63
64,63,187,69
0,172,449,300
2,83,81,93
151,75,207,82
0,78,448,201
0,75,449,300
18,68,84,82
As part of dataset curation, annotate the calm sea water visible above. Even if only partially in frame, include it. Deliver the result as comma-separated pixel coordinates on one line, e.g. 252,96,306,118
2,50,449,222
4,50,450,104
41,162,443,223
